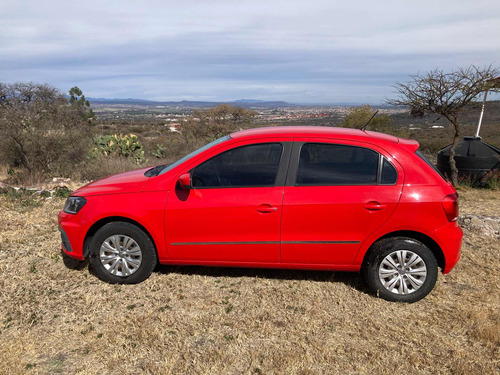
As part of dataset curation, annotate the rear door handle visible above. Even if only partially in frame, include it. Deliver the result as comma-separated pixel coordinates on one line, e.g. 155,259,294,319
363,201,387,211
256,204,278,213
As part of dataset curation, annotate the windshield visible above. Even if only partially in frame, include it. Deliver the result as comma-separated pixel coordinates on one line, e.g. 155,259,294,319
157,135,231,175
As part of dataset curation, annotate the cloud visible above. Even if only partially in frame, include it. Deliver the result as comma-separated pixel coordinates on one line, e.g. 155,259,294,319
1,0,499,103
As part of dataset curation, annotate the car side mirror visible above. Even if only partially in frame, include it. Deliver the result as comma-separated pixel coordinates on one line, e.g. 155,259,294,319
178,173,192,190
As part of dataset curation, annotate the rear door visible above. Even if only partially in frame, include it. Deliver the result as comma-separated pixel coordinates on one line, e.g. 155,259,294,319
281,139,403,265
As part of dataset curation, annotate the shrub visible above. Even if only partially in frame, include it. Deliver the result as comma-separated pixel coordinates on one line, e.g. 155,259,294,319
0,82,93,184
76,154,142,181
54,186,72,198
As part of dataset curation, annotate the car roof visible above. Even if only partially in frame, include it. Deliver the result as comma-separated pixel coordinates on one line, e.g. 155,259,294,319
231,126,400,144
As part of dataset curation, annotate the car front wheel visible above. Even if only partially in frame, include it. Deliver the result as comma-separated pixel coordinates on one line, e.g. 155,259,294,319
89,222,157,284
364,238,438,303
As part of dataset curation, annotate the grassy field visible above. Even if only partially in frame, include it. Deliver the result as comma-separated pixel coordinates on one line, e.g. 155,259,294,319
0,188,498,375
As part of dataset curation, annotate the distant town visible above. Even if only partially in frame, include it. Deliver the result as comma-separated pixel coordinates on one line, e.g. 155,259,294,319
90,99,408,130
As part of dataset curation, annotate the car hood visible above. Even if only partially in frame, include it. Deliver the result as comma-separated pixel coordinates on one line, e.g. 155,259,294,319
72,167,151,197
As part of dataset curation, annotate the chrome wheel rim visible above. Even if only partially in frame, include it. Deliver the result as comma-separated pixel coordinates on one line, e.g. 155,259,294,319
99,235,142,276
378,250,427,295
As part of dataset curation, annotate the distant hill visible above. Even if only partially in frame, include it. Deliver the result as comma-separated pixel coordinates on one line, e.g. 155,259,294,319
88,97,292,108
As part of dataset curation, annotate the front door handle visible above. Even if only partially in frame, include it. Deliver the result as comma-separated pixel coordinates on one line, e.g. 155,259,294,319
256,204,278,213
363,201,387,211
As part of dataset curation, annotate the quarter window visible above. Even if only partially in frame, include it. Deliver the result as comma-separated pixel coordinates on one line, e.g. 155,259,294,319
381,158,397,184
192,143,283,188
296,143,380,185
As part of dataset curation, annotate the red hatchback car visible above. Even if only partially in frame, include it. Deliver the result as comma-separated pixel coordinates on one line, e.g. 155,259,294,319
59,126,462,302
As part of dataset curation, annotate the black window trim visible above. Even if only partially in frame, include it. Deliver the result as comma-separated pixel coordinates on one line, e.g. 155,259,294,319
286,141,398,187
377,153,384,184
190,141,292,189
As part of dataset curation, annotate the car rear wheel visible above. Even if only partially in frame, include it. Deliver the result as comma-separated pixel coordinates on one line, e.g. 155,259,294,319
363,238,438,303
89,222,157,284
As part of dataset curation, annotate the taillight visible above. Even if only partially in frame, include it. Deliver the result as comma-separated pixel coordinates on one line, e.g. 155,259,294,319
442,193,459,222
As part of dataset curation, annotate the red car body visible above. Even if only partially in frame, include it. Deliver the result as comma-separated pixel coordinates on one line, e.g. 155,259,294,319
59,127,461,278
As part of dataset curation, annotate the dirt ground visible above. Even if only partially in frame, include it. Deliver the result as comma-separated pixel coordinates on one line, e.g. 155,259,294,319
0,189,498,375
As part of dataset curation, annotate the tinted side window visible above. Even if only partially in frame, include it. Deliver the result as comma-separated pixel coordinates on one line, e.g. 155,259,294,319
381,158,397,184
296,143,379,185
192,143,283,188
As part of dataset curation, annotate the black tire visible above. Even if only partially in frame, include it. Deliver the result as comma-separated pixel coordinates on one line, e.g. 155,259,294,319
363,237,438,303
89,222,157,284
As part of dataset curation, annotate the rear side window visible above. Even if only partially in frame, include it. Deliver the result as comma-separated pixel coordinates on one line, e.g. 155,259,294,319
192,143,283,188
296,143,379,185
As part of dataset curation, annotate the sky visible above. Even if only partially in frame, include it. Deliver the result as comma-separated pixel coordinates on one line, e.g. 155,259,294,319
1,0,499,104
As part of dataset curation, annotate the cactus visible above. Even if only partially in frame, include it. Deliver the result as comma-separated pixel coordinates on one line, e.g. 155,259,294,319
152,143,166,158
92,133,145,163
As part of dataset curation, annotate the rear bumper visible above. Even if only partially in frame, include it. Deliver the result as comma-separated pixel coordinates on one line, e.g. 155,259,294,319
432,221,463,274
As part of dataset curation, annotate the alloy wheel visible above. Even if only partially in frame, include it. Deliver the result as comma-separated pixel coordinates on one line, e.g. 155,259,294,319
378,250,427,295
99,235,143,277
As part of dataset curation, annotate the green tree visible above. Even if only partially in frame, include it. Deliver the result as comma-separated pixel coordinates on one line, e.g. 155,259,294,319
182,104,257,148
388,65,500,186
69,86,95,121
340,105,405,136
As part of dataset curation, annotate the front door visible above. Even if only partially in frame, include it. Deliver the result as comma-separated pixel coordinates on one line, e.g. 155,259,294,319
165,141,288,263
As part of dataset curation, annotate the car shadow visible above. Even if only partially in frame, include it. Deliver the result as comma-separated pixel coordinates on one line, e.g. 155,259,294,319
59,249,370,296
155,264,370,294
60,249,88,271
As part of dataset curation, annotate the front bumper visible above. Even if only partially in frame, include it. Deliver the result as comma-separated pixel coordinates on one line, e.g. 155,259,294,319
58,210,87,260
58,227,73,253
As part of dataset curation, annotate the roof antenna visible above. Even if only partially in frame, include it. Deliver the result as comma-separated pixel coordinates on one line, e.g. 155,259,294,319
360,110,379,131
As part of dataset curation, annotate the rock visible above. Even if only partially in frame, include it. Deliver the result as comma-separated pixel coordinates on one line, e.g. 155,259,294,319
484,218,500,232
459,214,500,238
480,226,496,237
470,216,484,227
52,177,71,186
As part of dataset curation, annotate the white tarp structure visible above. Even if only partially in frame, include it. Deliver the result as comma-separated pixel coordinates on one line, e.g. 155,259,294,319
475,77,500,138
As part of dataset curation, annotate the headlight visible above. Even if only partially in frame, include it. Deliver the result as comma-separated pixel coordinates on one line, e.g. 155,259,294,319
63,196,87,214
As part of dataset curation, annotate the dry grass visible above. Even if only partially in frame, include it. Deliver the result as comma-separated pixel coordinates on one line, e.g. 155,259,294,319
457,186,500,217
0,190,499,375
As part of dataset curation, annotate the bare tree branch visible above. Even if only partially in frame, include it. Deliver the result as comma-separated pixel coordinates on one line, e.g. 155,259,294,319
387,65,500,185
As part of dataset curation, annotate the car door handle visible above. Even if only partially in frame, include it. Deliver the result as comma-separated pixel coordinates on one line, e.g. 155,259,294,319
363,201,387,211
256,204,278,213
